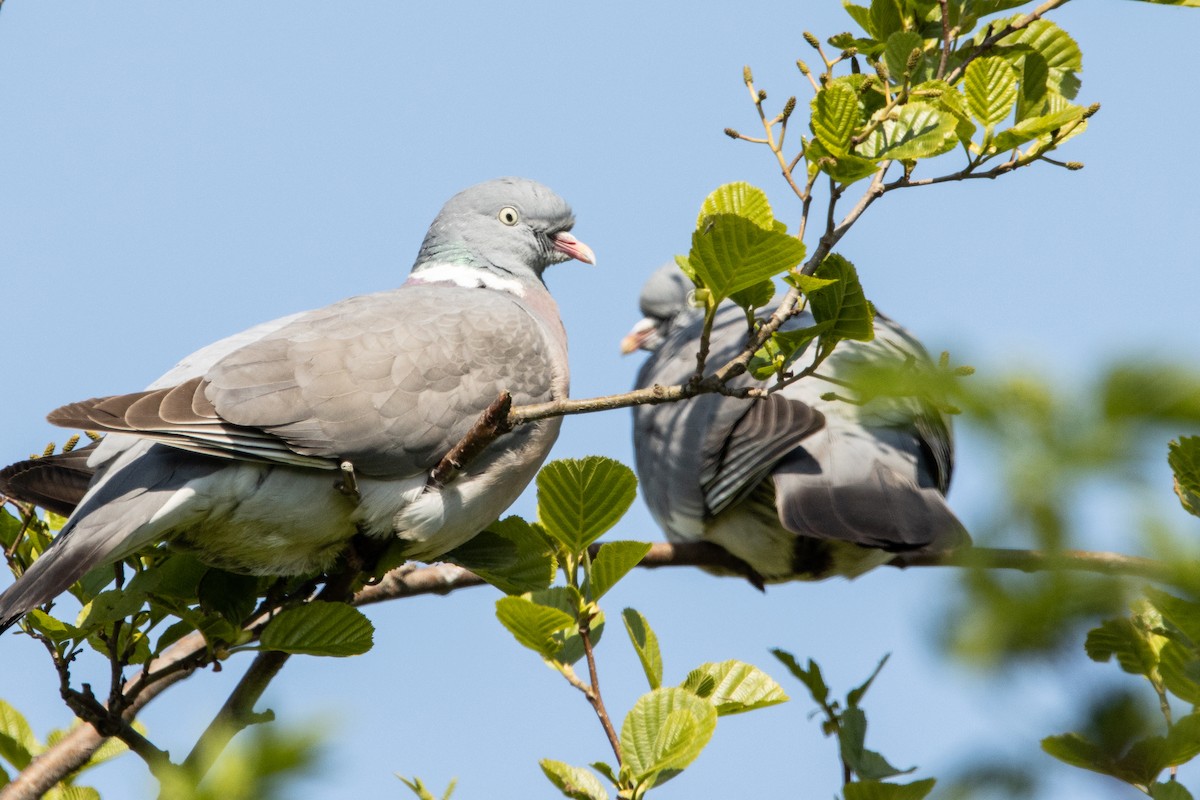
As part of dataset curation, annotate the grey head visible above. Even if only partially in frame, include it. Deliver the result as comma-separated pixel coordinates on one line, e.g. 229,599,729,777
412,177,595,287
620,262,696,354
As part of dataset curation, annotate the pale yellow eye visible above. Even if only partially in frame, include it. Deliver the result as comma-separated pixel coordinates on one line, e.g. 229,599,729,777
498,206,520,226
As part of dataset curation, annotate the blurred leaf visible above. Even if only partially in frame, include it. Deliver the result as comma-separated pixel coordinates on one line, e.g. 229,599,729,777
1102,365,1200,424
620,687,717,785
588,541,651,601
0,701,37,770
44,787,101,800
1158,641,1200,705
1084,618,1159,678
1152,781,1195,800
540,760,610,800
623,608,663,690
869,0,903,40
259,601,373,657
1169,438,1200,518
1147,588,1200,645
495,595,575,660
844,778,937,800
398,775,457,800
537,458,637,553
679,660,788,715
159,723,323,800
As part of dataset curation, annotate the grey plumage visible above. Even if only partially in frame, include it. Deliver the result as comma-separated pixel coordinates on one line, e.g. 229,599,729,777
626,262,967,582
0,177,595,630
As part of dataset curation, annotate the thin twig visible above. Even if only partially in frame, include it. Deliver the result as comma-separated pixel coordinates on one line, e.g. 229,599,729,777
580,620,622,765
937,0,952,79
944,0,1073,85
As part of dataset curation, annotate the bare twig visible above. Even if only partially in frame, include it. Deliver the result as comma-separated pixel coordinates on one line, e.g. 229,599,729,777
427,392,514,490
937,0,952,80
580,620,622,765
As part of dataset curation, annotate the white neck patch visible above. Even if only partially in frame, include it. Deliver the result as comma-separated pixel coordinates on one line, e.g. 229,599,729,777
408,262,526,296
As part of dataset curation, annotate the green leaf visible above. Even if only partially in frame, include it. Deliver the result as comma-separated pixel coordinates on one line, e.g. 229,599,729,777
857,102,958,161
1015,50,1050,120
812,81,861,155
444,516,556,594
680,660,789,715
1161,713,1200,767
537,457,637,552
848,653,891,707
729,278,775,311
398,775,456,800
1148,588,1200,646
198,568,259,624
1152,781,1195,800
964,56,1017,128
0,701,37,770
809,254,876,343
1159,641,1200,705
1001,19,1082,72
44,787,102,800
883,31,925,84
540,760,610,800
696,181,781,231
844,778,937,800
259,601,374,657
25,609,84,644
689,216,806,304
530,586,603,666
1170,437,1200,518
495,595,575,659
620,688,717,785
840,707,915,780
76,588,148,630
843,2,873,36
1085,618,1160,678
770,648,829,705
622,608,663,690
806,138,882,185
589,541,651,601
868,0,903,40
990,105,1085,152
748,321,834,380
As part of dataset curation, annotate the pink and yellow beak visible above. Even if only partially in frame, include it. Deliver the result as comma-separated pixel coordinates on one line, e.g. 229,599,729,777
620,317,658,355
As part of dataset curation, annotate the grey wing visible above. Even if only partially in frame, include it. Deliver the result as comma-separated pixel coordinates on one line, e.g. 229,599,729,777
49,286,560,480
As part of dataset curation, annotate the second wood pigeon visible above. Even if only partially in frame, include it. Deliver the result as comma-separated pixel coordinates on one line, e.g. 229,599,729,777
0,177,595,629
623,263,968,582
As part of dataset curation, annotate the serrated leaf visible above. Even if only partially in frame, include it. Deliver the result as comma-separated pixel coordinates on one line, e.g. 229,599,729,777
259,601,374,657
1016,50,1050,120
1169,438,1200,518
990,105,1085,152
444,516,556,594
623,608,663,690
964,56,1017,128
689,214,807,305
1152,781,1195,800
809,254,876,343
680,660,789,715
843,2,873,35
858,102,958,160
696,182,780,231
537,458,637,552
589,761,618,785
44,787,102,800
844,778,937,800
531,586,603,666
813,81,861,155
620,688,717,784
1001,18,1081,72
883,31,924,84
495,595,575,659
1147,588,1200,646
0,701,37,770
771,648,830,705
540,760,610,800
1085,618,1160,678
589,541,651,601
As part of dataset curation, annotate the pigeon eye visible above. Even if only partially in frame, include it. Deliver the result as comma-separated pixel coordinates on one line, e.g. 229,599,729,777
498,207,520,226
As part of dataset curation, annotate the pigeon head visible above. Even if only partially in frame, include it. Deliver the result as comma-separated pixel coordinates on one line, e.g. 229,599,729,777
411,178,595,290
620,262,696,354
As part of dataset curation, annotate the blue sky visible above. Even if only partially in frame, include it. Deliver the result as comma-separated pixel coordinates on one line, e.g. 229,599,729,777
1,1,1199,797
